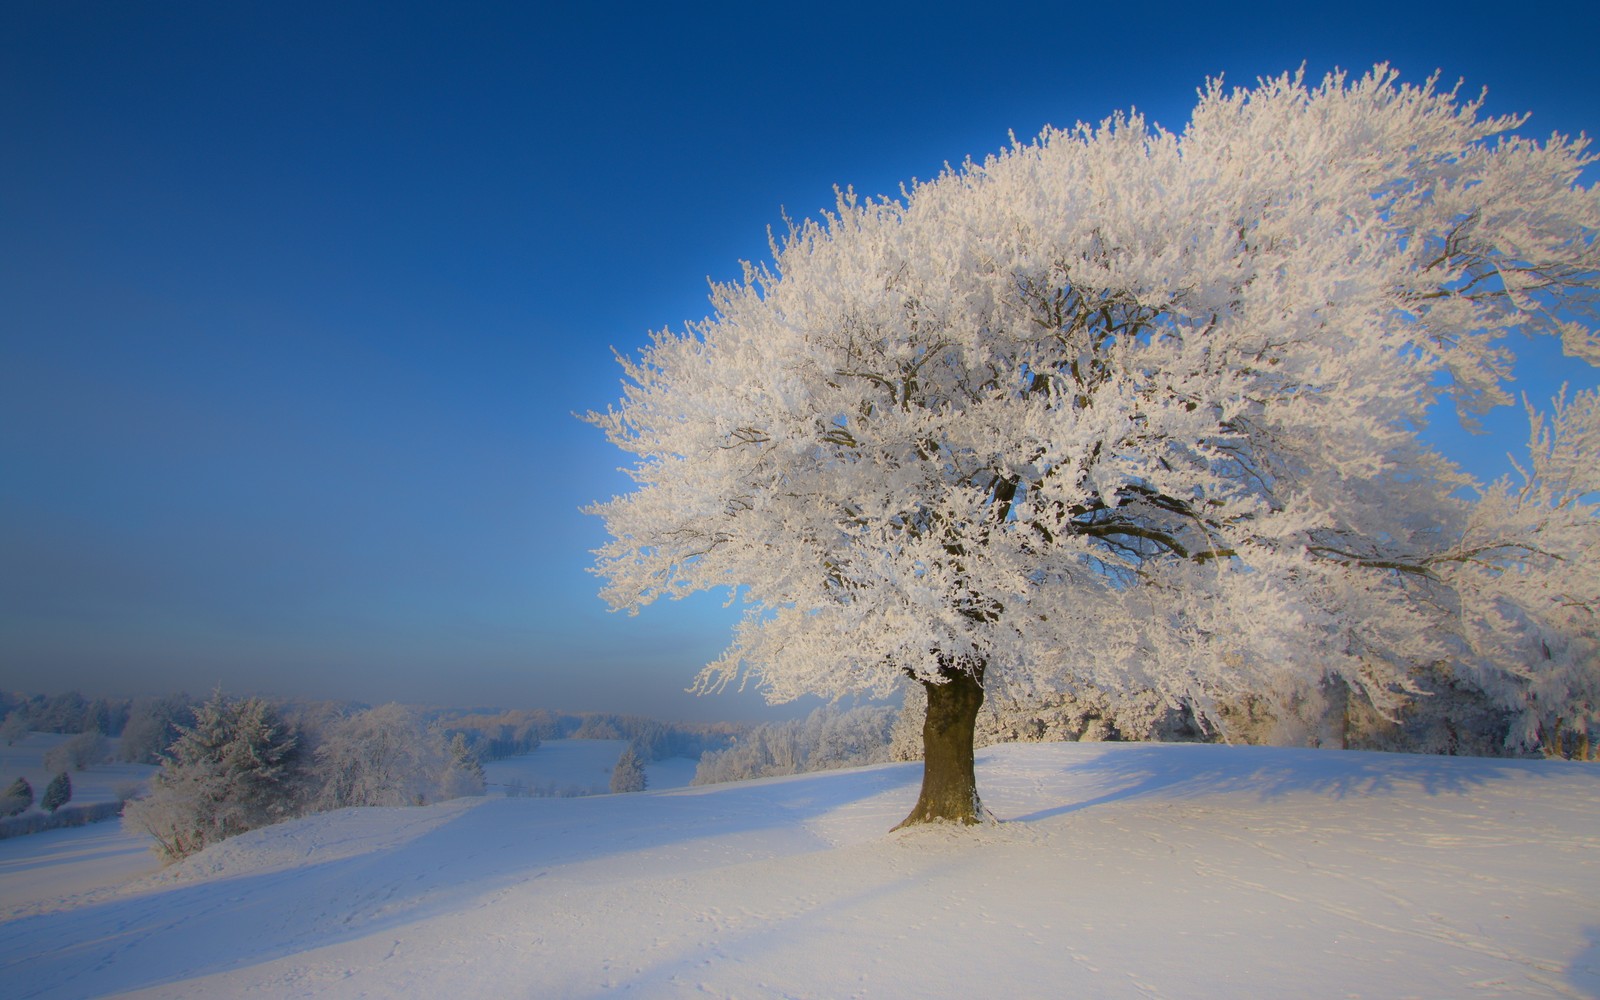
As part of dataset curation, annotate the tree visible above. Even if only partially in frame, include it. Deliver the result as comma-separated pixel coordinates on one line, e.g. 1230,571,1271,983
0,777,32,818
1,709,29,746
118,694,196,764
313,703,485,810
586,66,1600,827
41,771,71,813
44,729,107,773
692,705,896,785
443,731,487,797
123,691,306,861
609,747,647,793
32,691,88,734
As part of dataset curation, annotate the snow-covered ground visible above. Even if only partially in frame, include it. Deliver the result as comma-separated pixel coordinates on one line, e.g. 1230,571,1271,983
2,742,1596,998
0,819,162,918
481,739,698,796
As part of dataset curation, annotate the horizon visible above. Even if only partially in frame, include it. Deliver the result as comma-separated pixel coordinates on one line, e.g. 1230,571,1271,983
4,2,1598,721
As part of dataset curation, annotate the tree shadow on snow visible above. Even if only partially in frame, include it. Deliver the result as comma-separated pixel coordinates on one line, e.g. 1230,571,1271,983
1000,742,1598,824
1,763,922,999
1567,926,1600,998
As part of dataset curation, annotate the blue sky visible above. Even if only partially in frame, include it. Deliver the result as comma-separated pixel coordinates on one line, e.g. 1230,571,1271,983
3,2,1597,720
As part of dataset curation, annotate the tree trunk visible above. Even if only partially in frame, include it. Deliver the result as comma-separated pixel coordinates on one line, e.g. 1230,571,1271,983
893,662,985,829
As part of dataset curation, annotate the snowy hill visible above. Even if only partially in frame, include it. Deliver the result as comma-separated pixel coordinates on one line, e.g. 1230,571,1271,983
2,743,1597,998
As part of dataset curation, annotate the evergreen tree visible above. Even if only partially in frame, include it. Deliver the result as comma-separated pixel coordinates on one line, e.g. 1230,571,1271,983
1,777,32,817
442,732,486,799
609,748,647,793
42,771,71,813
123,691,305,861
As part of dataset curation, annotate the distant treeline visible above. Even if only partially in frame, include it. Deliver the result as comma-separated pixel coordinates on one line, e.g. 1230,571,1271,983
2,690,199,766
1,690,745,768
435,707,742,763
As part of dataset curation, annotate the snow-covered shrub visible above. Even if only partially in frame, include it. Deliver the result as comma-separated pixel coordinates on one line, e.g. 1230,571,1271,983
123,691,308,863
0,800,125,840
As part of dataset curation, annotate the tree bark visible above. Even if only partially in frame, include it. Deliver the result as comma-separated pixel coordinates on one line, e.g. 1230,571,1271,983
893,661,985,829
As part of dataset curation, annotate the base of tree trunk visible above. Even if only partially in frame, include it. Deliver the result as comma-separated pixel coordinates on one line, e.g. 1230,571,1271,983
893,665,985,829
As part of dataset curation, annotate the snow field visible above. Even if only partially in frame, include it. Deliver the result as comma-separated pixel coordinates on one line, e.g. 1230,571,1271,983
0,733,155,809
481,739,698,796
0,742,1596,998
0,820,162,920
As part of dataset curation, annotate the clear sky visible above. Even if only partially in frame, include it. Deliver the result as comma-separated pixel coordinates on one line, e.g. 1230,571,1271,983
3,1,1597,721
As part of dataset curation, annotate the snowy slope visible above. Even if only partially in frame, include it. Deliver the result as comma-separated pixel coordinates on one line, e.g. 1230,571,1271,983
2,743,1596,999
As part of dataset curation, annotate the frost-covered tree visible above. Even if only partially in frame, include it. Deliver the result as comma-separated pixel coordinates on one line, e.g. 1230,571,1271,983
889,683,1205,762
692,705,895,785
587,66,1600,826
609,747,648,793
1,709,30,746
1447,390,1600,757
313,703,485,810
32,691,88,734
118,694,195,764
0,777,32,817
123,691,306,861
41,771,71,813
44,729,107,773
444,731,487,796
810,704,898,770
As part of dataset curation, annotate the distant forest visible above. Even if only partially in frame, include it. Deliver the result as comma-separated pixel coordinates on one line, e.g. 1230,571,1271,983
0,689,743,766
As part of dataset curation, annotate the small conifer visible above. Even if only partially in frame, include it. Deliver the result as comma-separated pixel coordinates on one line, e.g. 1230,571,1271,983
1,776,32,817
42,771,72,813
609,748,647,793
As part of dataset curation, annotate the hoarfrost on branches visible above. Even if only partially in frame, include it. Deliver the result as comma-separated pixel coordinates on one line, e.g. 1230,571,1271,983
587,66,1600,820
314,703,486,810
124,691,306,861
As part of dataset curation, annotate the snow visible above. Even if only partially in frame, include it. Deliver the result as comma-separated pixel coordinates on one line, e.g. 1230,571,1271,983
2,743,1597,998
0,821,161,919
481,739,698,797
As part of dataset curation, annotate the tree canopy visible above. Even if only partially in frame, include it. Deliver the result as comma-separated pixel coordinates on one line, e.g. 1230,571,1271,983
587,67,1600,823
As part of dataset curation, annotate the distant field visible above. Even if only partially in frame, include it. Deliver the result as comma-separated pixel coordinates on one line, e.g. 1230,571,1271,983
0,734,695,813
481,739,698,796
0,733,156,811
